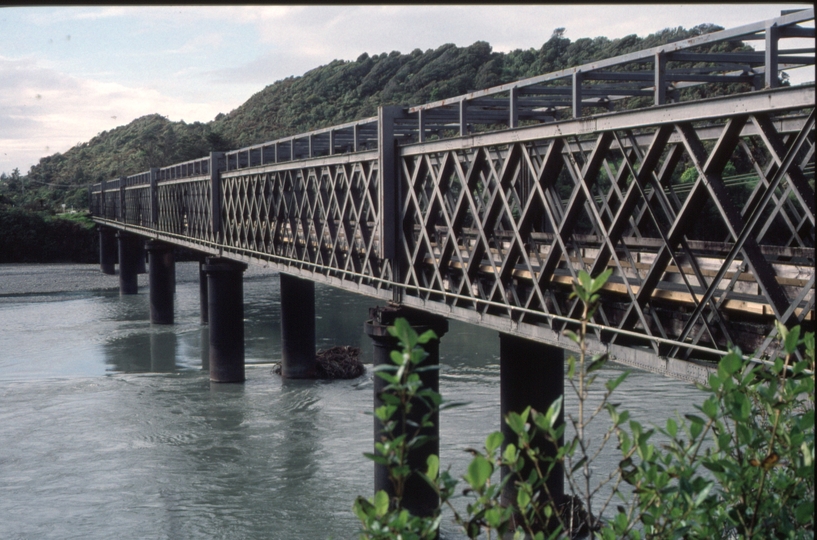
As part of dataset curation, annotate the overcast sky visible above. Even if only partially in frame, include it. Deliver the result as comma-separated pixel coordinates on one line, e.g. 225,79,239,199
0,4,813,176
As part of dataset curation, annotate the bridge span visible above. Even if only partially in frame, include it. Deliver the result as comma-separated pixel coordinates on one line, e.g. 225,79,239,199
88,10,813,514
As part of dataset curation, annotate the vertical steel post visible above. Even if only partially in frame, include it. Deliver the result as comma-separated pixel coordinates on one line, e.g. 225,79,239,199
459,99,468,136
204,257,247,383
100,179,107,219
654,51,667,105
510,86,519,128
378,106,403,301
99,226,117,274
147,240,175,324
118,176,126,222
364,306,448,518
150,167,159,228
572,71,583,118
117,231,140,295
765,23,780,88
279,273,317,378
210,152,223,243
499,334,565,508
418,109,426,143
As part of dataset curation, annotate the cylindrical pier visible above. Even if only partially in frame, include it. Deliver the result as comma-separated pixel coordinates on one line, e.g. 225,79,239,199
499,334,565,508
199,257,209,325
99,227,117,275
279,273,316,378
204,257,247,383
147,240,175,324
364,306,448,518
117,231,141,295
136,239,147,275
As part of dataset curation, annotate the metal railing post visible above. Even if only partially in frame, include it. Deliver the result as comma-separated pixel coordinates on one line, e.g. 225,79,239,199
765,23,780,88
572,70,583,118
378,106,403,302
150,167,159,229
210,152,224,244
654,51,667,105
118,176,126,222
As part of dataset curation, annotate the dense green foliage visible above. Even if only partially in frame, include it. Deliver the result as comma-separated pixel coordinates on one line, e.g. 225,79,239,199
0,208,97,263
356,273,815,539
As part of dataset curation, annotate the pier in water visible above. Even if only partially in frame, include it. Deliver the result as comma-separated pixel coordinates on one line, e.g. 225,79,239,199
0,262,705,539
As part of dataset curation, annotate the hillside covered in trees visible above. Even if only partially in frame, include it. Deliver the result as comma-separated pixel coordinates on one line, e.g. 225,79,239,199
1,23,743,214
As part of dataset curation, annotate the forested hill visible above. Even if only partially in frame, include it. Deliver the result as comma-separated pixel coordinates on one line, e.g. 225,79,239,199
4,23,736,211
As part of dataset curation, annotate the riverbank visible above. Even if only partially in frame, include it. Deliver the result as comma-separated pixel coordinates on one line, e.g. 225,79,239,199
0,262,278,296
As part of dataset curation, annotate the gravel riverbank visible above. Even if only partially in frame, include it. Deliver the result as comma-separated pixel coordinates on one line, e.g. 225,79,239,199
0,262,279,296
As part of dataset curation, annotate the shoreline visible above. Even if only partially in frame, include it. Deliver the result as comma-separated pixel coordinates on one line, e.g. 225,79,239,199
0,262,278,296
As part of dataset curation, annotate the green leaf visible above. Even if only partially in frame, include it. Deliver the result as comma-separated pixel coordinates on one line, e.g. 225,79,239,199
571,456,588,473
517,488,531,509
464,455,493,490
702,396,718,419
503,443,518,463
795,500,814,524
605,370,628,391
373,489,389,517
416,329,438,345
666,417,678,438
506,411,528,435
784,325,801,355
567,356,576,379
563,330,581,344
485,431,504,454
426,454,439,481
588,354,608,373
591,268,613,293
685,413,705,425
719,352,742,376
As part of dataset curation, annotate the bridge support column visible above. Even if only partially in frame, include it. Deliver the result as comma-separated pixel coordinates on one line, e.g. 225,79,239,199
147,240,175,324
136,239,147,275
199,256,209,324
279,273,316,378
364,306,448,518
499,334,564,509
204,257,247,383
99,227,117,275
117,231,141,295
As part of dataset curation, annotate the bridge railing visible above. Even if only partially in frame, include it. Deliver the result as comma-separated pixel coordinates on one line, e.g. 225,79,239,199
393,87,814,364
89,10,815,365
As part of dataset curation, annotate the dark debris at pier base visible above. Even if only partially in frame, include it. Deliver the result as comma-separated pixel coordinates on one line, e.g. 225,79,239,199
272,346,364,379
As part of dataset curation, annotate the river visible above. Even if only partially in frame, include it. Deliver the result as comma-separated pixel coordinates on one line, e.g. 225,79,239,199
0,262,705,539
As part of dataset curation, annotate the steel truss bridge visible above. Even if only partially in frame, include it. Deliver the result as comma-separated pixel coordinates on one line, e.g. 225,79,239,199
91,10,815,382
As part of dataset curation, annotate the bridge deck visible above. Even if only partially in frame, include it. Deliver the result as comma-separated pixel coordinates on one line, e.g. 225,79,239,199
90,11,815,382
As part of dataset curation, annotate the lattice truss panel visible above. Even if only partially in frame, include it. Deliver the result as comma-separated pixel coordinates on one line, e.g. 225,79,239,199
221,160,393,287
157,178,213,242
101,189,119,221
398,110,814,359
124,186,151,228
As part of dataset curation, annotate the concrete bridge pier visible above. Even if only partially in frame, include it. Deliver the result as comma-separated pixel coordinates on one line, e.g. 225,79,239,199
499,334,565,510
117,231,141,295
98,227,117,275
279,273,316,378
364,306,449,518
147,240,175,324
204,257,247,383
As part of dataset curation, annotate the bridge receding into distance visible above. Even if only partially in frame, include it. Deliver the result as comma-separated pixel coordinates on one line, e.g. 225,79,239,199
88,10,814,514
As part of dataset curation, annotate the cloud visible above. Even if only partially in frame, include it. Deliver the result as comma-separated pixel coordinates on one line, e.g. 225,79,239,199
0,55,232,174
